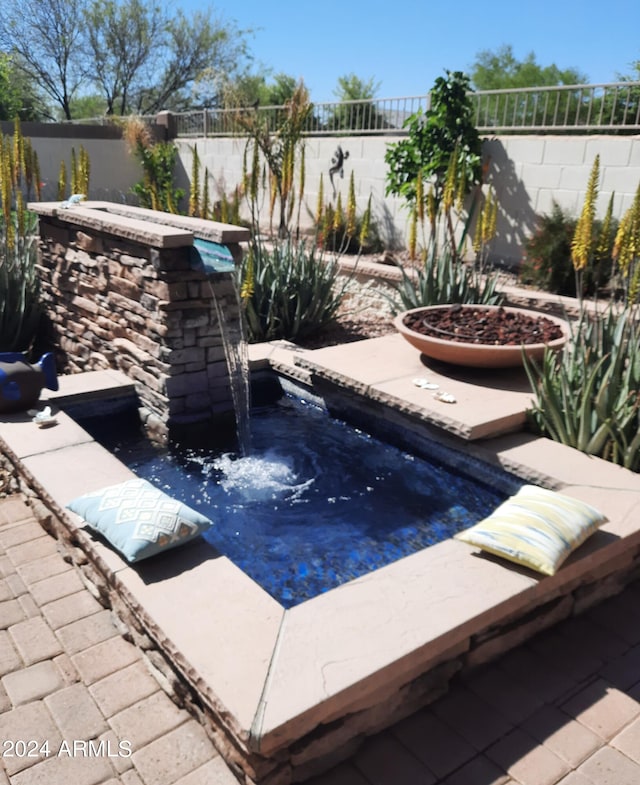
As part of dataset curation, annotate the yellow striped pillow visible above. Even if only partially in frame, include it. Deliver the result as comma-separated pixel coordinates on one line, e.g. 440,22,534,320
455,485,607,575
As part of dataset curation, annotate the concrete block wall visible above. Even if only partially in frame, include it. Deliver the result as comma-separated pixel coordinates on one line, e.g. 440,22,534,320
30,202,250,443
12,121,640,268
179,133,640,267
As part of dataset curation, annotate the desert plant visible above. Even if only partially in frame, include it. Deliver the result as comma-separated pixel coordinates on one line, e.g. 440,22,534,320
520,202,576,293
387,157,502,311
387,248,502,313
473,187,499,271
239,82,312,238
70,145,90,196
571,155,600,302
238,238,347,342
524,306,640,471
520,201,615,297
0,127,41,351
612,182,640,303
124,118,184,213
314,173,380,254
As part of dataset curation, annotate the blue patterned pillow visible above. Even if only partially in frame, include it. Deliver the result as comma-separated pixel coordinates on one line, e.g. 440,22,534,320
67,479,213,563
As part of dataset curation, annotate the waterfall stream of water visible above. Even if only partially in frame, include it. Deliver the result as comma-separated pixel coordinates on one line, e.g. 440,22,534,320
208,279,252,455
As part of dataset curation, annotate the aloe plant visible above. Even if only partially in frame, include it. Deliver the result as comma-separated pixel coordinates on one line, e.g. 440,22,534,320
385,247,502,313
524,306,640,471
239,238,347,342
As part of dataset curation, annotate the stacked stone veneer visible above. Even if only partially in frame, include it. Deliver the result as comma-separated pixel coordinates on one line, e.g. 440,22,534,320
30,201,250,442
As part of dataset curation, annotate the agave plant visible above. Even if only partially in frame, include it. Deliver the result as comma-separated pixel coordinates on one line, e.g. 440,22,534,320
524,305,640,471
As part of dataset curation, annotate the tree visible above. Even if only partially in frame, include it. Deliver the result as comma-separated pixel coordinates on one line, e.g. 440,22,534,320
333,73,381,102
218,71,299,109
0,53,44,121
64,94,109,121
469,45,587,90
385,71,482,263
330,73,386,130
136,9,250,114
617,59,640,82
610,60,640,130
385,70,482,206
0,0,89,120
85,0,165,116
0,0,251,119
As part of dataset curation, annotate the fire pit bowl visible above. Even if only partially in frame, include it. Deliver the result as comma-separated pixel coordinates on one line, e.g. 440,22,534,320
394,304,570,368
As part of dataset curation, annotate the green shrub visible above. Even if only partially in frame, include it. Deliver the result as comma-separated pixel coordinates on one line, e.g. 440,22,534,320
385,70,482,217
524,306,640,471
125,118,184,213
239,238,347,342
520,201,615,297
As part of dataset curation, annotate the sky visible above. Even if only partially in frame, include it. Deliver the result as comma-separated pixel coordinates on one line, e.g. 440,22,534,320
177,0,640,102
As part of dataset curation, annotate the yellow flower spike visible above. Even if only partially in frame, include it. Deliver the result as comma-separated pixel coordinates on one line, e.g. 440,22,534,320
629,265,640,305
1,137,11,224
346,171,357,238
334,192,344,233
408,205,418,260
315,174,324,225
323,203,335,240
33,154,41,201
595,193,615,262
298,146,305,203
269,172,278,223
484,188,498,244
80,146,90,195
189,144,200,217
16,191,24,237
240,251,255,302
455,169,466,214
571,155,600,272
426,185,437,229
442,157,456,214
202,168,210,219
415,170,424,224
359,194,372,250
70,148,78,195
473,213,483,255
13,118,24,186
613,184,640,278
250,140,260,202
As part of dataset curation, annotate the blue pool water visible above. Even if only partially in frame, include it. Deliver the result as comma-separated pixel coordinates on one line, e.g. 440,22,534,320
80,394,521,607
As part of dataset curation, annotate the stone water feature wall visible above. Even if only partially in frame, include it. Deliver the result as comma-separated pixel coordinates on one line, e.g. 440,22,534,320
30,201,250,443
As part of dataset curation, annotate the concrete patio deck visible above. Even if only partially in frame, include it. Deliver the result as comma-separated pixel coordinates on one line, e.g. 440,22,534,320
1,332,640,784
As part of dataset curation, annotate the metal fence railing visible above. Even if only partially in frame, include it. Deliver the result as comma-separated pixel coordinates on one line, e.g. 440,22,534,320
173,95,429,138
471,82,640,133
65,82,640,137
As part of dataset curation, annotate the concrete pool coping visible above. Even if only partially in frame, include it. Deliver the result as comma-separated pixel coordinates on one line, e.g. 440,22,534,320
2,336,640,783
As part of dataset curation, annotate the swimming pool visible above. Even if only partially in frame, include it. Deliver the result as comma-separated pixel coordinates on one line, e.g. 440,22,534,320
79,391,522,607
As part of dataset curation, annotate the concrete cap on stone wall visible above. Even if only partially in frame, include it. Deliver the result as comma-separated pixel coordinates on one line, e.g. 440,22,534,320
28,200,251,248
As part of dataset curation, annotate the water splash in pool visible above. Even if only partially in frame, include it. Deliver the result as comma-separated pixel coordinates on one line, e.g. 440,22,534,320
80,394,522,607
212,450,316,502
